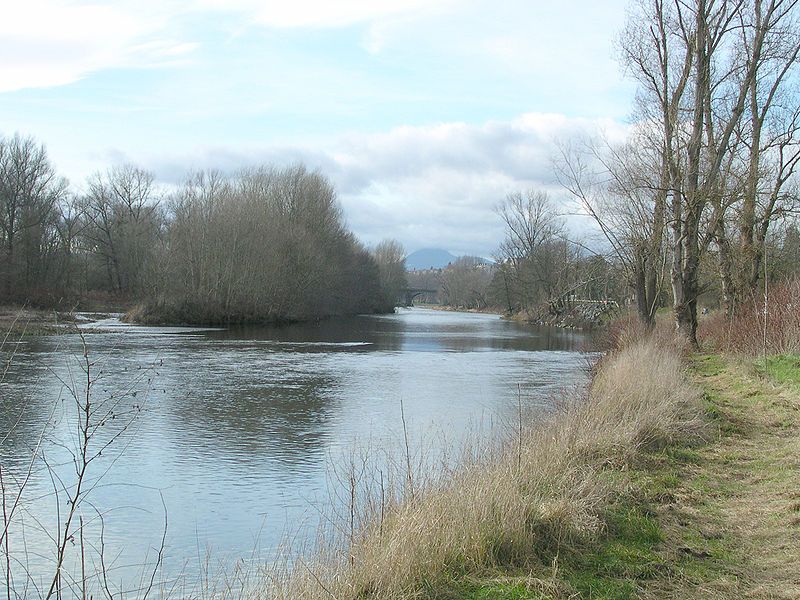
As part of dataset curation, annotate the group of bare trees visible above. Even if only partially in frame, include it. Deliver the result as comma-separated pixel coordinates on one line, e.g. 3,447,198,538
436,257,495,309
0,135,68,299
558,0,799,344
152,165,390,323
493,190,623,318
0,134,164,304
82,166,162,296
403,189,622,316
0,133,398,322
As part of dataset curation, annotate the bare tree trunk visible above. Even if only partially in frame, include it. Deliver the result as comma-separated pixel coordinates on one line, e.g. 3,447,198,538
715,220,736,316
634,254,654,328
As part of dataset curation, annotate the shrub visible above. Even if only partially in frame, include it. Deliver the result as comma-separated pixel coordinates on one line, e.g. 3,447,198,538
699,278,800,355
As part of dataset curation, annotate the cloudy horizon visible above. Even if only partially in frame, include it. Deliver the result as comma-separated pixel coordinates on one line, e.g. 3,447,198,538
1,0,634,256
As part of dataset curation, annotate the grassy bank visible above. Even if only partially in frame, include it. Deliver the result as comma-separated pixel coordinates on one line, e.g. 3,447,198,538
0,305,118,336
123,298,396,326
420,304,506,316
263,335,799,599
453,352,800,599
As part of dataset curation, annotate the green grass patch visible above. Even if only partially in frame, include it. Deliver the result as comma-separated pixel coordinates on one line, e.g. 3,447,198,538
701,392,745,436
758,355,800,387
446,502,668,600
691,354,726,377
664,446,703,465
455,581,550,600
555,504,665,599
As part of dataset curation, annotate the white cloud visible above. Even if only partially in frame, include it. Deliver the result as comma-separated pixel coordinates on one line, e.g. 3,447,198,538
1,0,635,255
0,0,195,92
127,113,628,255
193,0,454,28
325,114,629,253
0,0,457,92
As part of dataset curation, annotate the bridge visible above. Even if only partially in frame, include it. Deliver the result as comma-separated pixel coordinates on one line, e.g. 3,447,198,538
402,287,438,306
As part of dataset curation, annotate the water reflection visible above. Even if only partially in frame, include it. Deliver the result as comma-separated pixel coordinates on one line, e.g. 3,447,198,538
167,364,339,466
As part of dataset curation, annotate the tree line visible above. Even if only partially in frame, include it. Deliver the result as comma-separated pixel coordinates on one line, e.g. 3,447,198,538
6,0,797,337
407,196,623,323
0,133,406,323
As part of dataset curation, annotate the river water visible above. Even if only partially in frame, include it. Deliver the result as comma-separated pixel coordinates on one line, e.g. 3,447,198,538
1,308,591,596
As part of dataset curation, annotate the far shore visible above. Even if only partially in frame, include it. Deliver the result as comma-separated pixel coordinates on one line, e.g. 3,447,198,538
412,303,505,316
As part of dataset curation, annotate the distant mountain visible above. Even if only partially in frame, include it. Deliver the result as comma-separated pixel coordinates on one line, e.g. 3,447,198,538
405,248,458,271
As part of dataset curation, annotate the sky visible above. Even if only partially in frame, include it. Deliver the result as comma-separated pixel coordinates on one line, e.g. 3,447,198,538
0,0,635,257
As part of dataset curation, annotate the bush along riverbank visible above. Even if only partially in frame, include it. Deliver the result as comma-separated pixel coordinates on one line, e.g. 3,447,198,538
261,328,800,599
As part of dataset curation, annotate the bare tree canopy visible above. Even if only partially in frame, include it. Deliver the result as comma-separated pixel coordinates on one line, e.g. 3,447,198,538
493,189,620,322
0,134,390,323
142,165,386,324
613,0,800,344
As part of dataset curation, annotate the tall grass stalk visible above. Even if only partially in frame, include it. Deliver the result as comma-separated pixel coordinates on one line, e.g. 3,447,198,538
0,324,168,599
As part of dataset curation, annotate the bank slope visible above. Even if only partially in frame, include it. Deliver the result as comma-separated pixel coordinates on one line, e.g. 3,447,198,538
454,352,800,600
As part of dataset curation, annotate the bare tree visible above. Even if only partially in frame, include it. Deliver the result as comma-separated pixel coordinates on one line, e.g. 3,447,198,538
719,1,800,310
556,132,668,328
82,165,162,295
0,134,67,297
372,239,408,310
495,190,565,311
619,0,800,344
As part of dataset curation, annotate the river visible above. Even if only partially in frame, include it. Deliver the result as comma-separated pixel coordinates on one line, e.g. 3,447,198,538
0,308,592,596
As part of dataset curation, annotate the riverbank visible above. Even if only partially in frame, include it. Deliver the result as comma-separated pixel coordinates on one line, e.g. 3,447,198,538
420,302,619,330
122,299,398,327
420,303,609,330
508,302,619,331
0,305,77,336
269,332,702,598
0,305,116,336
419,303,505,316
450,352,800,599
268,334,799,599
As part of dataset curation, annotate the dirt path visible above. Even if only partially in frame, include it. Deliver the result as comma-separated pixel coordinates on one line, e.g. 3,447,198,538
647,355,800,599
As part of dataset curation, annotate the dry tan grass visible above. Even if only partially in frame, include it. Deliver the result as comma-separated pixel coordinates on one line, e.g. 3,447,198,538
258,335,703,599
